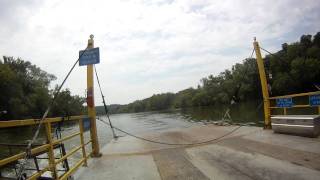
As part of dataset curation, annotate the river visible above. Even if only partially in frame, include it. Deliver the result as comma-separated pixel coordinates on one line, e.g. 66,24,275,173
0,103,264,177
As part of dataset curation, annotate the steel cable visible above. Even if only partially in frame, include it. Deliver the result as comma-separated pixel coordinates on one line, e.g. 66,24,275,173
97,117,242,146
93,65,117,138
17,48,88,179
93,65,242,146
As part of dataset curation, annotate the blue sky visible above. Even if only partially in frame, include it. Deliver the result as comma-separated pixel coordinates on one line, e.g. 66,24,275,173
0,0,319,105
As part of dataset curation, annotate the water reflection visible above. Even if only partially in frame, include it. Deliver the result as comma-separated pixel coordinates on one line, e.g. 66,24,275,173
179,102,264,126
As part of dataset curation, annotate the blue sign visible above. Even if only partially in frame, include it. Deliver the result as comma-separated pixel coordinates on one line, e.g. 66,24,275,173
79,47,100,66
276,98,293,107
82,117,91,131
309,95,320,106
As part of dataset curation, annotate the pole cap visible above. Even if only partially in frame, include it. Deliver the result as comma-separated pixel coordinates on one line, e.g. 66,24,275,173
88,34,94,48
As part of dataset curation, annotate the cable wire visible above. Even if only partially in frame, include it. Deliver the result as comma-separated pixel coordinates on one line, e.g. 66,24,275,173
17,48,88,179
93,65,242,146
259,46,290,68
97,116,242,146
250,48,255,59
94,65,117,138
91,48,258,146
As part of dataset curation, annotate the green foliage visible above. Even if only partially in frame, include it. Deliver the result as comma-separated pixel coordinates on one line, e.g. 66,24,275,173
2,31,319,118
0,57,85,120
50,87,85,117
268,32,320,94
98,31,320,114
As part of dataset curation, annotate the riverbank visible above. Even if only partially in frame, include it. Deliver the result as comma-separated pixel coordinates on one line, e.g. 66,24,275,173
75,125,320,180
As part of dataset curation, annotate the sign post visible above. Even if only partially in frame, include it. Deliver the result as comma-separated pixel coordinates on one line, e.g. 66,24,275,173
81,34,101,157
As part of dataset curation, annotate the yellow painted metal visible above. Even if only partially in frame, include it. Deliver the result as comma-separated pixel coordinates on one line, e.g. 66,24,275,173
269,91,320,99
253,38,271,129
85,140,92,146
55,146,82,165
289,104,310,108
0,115,83,128
0,115,93,178
86,152,92,159
79,119,88,166
269,104,311,109
53,132,80,145
86,35,101,157
268,91,319,115
59,158,86,180
45,122,58,179
0,144,49,166
27,167,50,180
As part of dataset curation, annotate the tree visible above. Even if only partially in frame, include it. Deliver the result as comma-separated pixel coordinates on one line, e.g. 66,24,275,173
313,32,320,47
0,56,85,120
97,31,320,114
50,87,85,117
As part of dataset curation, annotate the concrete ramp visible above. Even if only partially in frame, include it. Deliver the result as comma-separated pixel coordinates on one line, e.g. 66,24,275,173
75,125,320,180
74,155,161,180
153,148,209,180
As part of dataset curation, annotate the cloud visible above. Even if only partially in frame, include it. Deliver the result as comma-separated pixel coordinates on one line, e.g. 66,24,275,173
0,0,319,104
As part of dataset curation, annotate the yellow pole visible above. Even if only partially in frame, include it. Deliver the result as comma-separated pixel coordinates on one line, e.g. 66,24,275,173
79,119,87,166
45,122,58,179
253,38,271,129
86,35,101,157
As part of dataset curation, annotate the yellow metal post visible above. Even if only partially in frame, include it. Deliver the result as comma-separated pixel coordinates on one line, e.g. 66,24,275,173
253,38,271,129
86,35,101,157
45,122,58,179
79,119,87,166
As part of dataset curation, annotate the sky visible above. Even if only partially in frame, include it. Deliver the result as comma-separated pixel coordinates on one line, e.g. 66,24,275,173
0,0,319,105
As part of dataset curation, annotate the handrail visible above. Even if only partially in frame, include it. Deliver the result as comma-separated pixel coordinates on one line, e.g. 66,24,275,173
269,105,311,109
0,144,50,166
268,91,320,116
59,158,86,180
269,91,320,100
0,143,43,147
27,167,50,180
55,146,82,165
0,115,92,179
0,115,84,128
53,132,81,145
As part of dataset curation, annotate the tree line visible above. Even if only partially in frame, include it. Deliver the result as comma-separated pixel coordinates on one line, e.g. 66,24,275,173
97,32,320,114
1,32,319,119
0,56,85,120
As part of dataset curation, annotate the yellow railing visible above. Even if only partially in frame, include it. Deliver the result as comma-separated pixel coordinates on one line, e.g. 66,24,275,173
269,91,320,115
0,115,91,180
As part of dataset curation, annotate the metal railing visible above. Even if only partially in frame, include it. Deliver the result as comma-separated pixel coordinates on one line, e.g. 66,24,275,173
0,115,91,180
269,91,320,115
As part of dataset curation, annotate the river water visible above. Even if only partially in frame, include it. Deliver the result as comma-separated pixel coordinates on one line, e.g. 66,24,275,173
0,103,264,177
